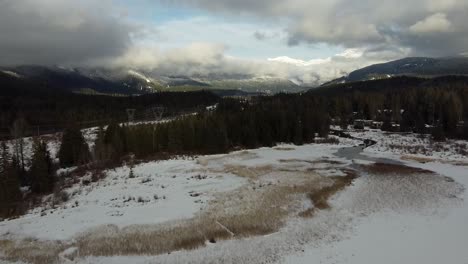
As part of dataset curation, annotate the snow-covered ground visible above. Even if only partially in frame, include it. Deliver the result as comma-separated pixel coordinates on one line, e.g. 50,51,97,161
0,142,350,242
1,129,467,264
286,157,468,264
349,129,468,162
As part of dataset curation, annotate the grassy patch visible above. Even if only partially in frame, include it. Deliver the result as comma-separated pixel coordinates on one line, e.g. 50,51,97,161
0,239,66,264
1,160,356,262
300,170,357,217
360,163,434,175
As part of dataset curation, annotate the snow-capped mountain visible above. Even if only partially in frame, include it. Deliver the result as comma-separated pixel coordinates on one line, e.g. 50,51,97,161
0,65,306,96
325,56,468,85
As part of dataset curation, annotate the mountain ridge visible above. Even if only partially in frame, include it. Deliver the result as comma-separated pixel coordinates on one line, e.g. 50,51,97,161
324,56,468,85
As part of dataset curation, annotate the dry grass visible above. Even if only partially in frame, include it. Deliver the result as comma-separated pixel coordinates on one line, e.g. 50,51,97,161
0,239,66,264
401,155,468,166
279,159,345,165
223,164,274,180
359,163,434,175
273,147,296,151
300,171,356,217
197,151,259,167
1,160,357,263
76,171,331,257
400,155,437,163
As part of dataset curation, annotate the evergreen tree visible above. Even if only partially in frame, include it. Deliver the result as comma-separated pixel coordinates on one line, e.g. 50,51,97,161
30,140,55,194
58,126,90,167
94,126,112,162
0,160,22,217
104,122,127,161
432,125,445,141
293,118,304,145
0,143,22,217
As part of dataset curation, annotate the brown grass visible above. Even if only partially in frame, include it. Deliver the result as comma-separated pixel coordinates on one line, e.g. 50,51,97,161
401,155,468,166
76,174,323,257
1,162,357,263
0,239,66,264
300,171,357,217
400,155,437,163
279,159,345,165
273,147,296,151
360,163,434,175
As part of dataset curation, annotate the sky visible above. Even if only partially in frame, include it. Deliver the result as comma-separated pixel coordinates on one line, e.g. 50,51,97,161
1,0,468,85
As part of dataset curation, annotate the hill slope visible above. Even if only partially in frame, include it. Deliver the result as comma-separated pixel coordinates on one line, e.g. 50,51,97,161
325,57,468,85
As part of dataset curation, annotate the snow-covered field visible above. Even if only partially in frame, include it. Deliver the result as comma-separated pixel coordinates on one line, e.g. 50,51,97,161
349,129,468,162
1,130,467,264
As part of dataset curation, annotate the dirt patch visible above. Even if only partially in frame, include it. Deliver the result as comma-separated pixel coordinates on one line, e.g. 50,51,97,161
359,163,434,175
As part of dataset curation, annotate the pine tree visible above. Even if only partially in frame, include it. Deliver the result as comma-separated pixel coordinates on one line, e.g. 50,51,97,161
432,121,446,142
104,122,127,161
0,161,22,218
0,142,8,174
94,126,111,162
30,140,55,194
293,118,304,145
58,126,90,167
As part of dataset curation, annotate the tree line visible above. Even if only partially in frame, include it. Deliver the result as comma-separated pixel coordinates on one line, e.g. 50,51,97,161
313,76,468,139
0,89,219,139
2,76,468,218
0,94,331,218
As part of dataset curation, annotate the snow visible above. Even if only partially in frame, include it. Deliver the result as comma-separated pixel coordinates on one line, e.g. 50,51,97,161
1,70,22,78
349,129,468,162
1,129,467,264
0,158,246,240
286,161,468,264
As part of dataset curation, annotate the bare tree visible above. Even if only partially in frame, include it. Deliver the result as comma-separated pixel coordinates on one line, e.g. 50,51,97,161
10,117,29,172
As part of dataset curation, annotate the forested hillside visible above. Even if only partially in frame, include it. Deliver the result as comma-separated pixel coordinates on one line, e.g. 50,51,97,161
310,76,468,139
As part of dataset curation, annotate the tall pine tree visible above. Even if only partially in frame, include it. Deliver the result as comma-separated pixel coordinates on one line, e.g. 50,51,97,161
58,126,90,167
0,142,22,217
30,140,55,194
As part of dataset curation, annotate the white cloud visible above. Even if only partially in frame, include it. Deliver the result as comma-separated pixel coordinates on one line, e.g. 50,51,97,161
178,0,468,56
409,13,452,34
102,43,390,86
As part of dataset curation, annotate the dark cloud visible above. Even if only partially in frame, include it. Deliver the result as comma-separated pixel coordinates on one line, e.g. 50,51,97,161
0,0,135,66
253,31,267,41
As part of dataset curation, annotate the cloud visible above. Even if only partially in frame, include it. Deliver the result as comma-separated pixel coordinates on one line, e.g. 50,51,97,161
2,0,467,85
409,13,452,34
0,0,136,66
104,43,392,86
177,0,468,56
253,31,267,41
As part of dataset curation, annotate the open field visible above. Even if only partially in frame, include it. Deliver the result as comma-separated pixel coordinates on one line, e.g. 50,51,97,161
1,131,467,264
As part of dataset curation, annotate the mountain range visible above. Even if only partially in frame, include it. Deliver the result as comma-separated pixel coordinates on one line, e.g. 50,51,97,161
324,56,468,85
0,65,303,96
2,56,468,96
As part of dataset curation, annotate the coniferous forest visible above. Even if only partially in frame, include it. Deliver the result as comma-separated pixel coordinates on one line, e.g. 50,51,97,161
1,76,468,218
